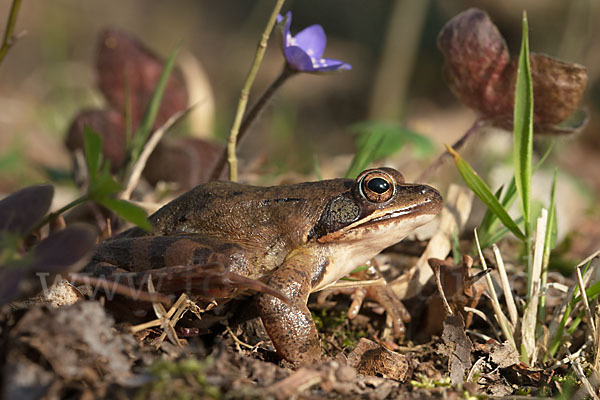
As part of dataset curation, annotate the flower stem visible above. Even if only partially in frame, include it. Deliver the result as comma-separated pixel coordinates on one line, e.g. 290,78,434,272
209,65,295,181
218,0,286,182
31,195,88,234
417,117,486,182
0,0,22,65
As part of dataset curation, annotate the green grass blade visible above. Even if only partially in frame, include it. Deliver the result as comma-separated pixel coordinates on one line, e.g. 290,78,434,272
345,132,386,179
313,155,322,181
534,142,554,173
479,217,524,250
83,126,103,180
478,185,504,241
345,121,433,179
538,169,558,326
130,45,180,164
447,145,525,241
544,170,558,261
97,197,151,231
452,228,461,264
513,11,534,237
548,258,593,357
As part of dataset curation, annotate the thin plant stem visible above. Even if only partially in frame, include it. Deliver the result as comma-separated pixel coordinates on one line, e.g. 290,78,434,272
417,117,486,182
32,196,88,233
0,0,22,65
210,65,295,181
121,108,190,200
224,0,286,182
474,228,517,352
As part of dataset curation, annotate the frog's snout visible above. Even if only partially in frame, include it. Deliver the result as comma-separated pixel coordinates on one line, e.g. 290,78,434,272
414,184,443,214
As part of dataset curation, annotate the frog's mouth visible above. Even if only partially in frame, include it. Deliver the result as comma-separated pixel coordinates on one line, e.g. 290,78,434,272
317,198,441,243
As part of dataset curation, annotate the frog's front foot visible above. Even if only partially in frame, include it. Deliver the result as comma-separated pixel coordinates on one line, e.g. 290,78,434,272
319,283,411,338
257,267,322,367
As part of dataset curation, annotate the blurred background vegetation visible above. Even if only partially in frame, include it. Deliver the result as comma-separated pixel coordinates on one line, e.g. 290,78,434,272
0,0,599,217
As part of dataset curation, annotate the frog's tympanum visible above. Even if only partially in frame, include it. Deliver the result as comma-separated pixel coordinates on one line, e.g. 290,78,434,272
85,168,442,366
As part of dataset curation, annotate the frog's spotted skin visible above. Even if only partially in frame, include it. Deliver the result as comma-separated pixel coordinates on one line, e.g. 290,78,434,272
85,168,442,367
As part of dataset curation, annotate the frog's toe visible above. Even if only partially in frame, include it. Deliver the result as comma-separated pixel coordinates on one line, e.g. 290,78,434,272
363,284,410,338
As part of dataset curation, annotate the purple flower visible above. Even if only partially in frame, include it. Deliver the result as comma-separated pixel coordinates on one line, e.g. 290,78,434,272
276,12,352,73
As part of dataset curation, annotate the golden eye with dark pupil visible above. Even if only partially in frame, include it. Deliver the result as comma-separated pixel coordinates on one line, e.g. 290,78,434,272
367,177,389,194
360,172,394,203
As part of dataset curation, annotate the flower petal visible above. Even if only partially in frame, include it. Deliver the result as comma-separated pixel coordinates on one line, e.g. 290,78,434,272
284,46,315,71
294,24,327,59
276,12,293,48
312,57,352,72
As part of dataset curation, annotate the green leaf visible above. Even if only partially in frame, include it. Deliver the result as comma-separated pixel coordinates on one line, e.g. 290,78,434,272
129,45,180,164
313,155,322,181
345,132,386,179
478,185,504,242
513,11,534,237
97,197,151,231
545,170,558,255
345,121,433,179
351,121,434,159
87,163,122,200
452,228,461,265
447,145,525,241
83,125,103,180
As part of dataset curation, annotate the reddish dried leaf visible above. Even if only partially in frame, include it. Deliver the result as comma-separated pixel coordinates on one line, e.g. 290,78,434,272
506,362,554,386
438,8,512,118
97,29,188,131
143,137,225,189
423,256,485,336
31,224,97,273
0,225,96,304
0,184,54,237
439,8,587,134
65,108,127,171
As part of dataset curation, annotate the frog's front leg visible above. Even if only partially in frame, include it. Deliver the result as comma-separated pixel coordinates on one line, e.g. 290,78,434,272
257,251,322,366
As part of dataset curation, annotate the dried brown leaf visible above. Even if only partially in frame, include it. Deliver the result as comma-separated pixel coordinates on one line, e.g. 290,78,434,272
346,338,410,382
143,137,224,189
439,8,587,134
97,29,188,131
441,315,472,385
65,108,127,171
0,185,54,237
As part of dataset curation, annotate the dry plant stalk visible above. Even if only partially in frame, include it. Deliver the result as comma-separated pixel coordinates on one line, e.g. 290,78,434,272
492,244,518,329
121,108,189,200
521,208,548,365
576,266,597,340
474,228,517,351
547,250,600,356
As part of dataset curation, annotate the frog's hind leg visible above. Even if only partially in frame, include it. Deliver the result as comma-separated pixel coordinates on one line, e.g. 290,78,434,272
257,262,322,367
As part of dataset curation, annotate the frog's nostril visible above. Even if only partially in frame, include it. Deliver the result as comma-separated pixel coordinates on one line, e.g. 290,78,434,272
418,184,443,203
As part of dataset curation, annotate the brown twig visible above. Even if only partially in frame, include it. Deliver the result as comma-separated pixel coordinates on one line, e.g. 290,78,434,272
68,273,172,306
209,66,295,181
121,107,190,200
417,117,486,182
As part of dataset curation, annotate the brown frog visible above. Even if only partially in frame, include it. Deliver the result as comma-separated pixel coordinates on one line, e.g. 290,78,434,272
84,168,442,366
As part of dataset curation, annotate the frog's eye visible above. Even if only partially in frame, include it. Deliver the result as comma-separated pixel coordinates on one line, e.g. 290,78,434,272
358,170,395,203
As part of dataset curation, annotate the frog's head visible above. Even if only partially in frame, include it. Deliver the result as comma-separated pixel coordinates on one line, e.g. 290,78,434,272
309,167,442,290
